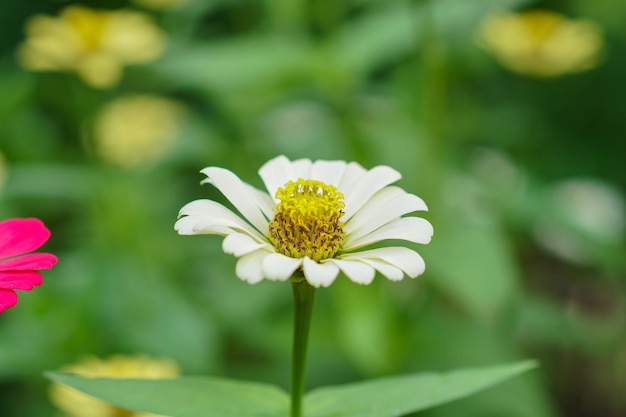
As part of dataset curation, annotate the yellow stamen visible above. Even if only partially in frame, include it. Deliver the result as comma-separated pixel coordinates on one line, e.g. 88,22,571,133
269,179,345,261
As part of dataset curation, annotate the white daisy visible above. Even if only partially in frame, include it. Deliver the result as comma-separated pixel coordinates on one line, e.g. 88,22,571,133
175,156,433,287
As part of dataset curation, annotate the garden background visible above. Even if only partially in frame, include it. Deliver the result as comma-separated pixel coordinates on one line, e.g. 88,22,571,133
1,0,625,416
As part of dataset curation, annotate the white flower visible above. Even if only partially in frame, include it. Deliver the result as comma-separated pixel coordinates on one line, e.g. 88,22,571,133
175,156,433,287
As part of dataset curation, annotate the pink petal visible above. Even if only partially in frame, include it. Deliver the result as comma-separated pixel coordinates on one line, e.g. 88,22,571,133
0,218,51,260
0,289,18,311
0,253,58,271
0,271,43,290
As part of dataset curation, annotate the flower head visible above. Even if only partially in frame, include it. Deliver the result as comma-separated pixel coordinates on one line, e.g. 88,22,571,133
0,218,57,313
50,354,179,417
175,156,433,287
18,5,164,88
477,10,603,77
94,94,184,168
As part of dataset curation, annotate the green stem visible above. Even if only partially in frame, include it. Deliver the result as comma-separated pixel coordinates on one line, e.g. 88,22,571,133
290,279,316,417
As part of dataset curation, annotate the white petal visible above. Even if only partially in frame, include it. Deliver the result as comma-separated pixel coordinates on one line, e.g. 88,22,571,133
344,216,433,250
358,258,404,281
246,183,275,222
222,233,270,257
310,160,347,187
200,167,269,235
343,165,402,220
342,247,425,278
327,259,375,285
303,257,340,287
262,253,303,281
175,216,234,236
290,158,313,180
258,155,295,200
337,161,367,192
235,250,272,284
176,200,266,241
345,186,428,237
178,199,237,218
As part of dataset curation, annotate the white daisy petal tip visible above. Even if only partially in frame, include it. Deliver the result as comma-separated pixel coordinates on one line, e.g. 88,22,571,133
262,253,303,281
235,250,271,284
360,258,405,281
342,247,426,280
328,259,376,285
303,257,340,288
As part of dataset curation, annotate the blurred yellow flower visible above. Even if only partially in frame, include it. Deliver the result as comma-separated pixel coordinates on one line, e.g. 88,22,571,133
18,5,164,88
50,354,179,417
94,95,184,168
477,10,603,77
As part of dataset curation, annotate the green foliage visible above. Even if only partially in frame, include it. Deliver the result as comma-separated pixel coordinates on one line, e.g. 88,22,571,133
304,361,536,417
46,361,535,417
1,0,625,416
46,373,289,417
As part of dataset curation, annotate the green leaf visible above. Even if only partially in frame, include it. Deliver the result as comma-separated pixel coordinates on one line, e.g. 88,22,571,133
304,360,536,417
45,373,289,417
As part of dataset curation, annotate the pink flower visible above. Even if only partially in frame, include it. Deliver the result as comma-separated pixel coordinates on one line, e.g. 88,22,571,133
0,218,57,313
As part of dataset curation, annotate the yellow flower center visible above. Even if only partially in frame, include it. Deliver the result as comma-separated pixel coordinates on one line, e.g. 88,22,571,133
268,179,345,261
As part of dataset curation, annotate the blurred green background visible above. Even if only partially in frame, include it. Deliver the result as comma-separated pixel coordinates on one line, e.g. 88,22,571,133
1,0,625,416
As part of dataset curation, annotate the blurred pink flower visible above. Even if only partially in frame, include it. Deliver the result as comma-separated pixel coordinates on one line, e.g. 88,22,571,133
0,218,57,313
